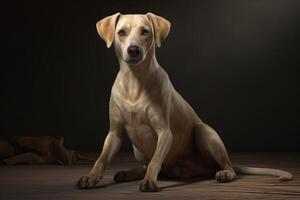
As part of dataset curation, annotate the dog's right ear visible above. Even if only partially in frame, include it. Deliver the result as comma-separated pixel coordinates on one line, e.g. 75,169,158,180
96,13,121,48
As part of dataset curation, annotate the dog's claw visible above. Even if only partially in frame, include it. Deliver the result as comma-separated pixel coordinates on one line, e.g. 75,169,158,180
139,179,159,192
215,169,236,183
76,175,100,189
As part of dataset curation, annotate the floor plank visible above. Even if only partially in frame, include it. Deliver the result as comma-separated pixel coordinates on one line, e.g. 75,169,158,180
0,152,299,200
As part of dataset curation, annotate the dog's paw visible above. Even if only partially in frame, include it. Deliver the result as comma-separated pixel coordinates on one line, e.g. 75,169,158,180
113,171,127,182
139,179,159,192
76,175,101,189
215,169,236,183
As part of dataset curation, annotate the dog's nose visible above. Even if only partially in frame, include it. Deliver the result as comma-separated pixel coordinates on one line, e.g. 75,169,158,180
127,45,141,58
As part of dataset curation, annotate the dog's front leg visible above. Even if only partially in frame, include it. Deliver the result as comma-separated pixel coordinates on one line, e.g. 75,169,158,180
140,128,173,192
77,101,124,189
77,129,123,189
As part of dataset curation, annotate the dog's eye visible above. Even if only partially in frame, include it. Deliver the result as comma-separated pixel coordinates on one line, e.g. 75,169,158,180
118,29,126,36
141,29,149,36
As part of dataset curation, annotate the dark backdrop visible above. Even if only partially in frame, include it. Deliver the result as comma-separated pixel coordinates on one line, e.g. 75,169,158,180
2,0,300,152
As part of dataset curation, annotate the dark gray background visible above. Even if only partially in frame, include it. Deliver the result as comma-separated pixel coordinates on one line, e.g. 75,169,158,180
2,0,300,152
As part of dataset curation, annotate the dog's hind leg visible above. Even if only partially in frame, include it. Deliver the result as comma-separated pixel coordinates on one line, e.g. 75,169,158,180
194,122,236,183
114,165,147,182
160,159,213,180
113,145,148,182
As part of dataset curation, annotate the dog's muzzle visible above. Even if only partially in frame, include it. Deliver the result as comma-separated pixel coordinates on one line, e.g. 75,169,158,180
125,45,143,64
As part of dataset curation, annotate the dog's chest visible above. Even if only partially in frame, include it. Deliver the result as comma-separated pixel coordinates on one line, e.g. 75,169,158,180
119,97,157,152
120,98,148,126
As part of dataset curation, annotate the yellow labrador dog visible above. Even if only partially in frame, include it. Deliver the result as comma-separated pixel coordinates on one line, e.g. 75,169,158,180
77,13,292,192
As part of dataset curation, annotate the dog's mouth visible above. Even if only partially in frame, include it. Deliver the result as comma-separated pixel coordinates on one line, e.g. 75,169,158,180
125,56,143,65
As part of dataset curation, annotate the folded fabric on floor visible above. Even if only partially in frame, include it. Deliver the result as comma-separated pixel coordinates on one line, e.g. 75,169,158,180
0,136,94,165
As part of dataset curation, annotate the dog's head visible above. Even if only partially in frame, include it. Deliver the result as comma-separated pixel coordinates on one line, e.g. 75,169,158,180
96,13,171,65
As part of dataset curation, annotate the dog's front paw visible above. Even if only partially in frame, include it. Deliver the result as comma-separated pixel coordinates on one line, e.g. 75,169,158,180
215,169,236,183
139,179,159,192
76,175,102,189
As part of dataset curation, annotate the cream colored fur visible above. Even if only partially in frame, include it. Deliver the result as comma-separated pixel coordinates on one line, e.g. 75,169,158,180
77,13,292,192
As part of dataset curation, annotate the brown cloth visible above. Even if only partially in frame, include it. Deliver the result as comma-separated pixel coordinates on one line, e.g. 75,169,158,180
0,136,94,165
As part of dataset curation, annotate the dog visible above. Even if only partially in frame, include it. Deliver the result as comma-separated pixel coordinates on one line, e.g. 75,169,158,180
77,13,292,192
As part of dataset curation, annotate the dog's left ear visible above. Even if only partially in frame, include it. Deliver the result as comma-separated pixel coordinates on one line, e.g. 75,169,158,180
146,12,171,47
96,13,121,48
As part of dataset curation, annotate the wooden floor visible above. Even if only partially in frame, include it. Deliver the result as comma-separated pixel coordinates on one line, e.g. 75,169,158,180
0,152,299,200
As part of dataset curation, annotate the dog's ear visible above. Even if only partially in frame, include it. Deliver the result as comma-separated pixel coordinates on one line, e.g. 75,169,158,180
146,12,171,47
96,13,121,48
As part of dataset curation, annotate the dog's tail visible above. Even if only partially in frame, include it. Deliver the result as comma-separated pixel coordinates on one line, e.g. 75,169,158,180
233,166,293,181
